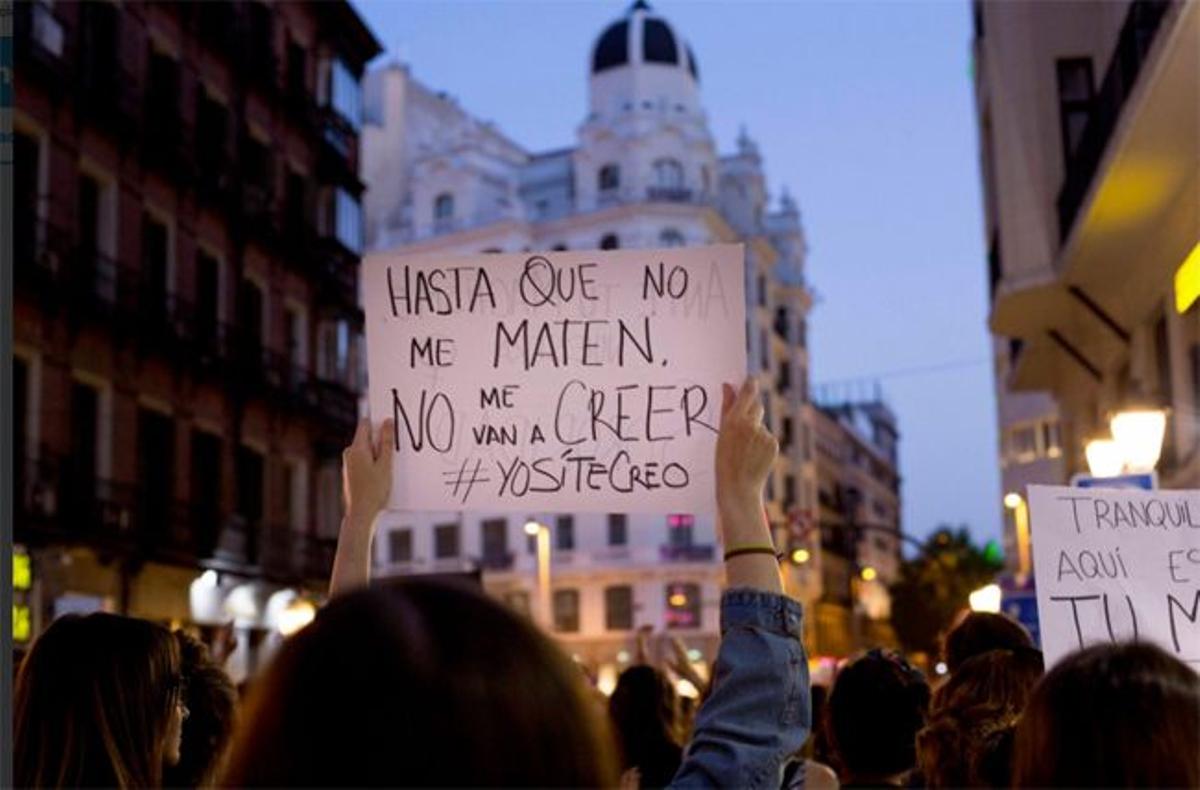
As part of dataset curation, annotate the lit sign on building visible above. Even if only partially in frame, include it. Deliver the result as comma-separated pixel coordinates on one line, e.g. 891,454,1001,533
1173,241,1200,314
14,605,31,643
14,551,32,591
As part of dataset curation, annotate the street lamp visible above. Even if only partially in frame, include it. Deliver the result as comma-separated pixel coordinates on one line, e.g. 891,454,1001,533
969,583,1002,613
1085,437,1125,478
1110,408,1167,473
860,566,877,582
1004,492,1032,582
791,548,810,564
524,519,552,629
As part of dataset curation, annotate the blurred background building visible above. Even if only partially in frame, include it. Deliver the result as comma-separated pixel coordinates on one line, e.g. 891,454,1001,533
13,0,379,677
359,0,840,679
811,382,903,656
975,0,1197,575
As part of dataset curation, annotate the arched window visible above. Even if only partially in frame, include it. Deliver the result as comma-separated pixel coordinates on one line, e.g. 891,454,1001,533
598,163,620,192
600,234,619,250
433,193,454,221
659,228,685,248
653,159,684,190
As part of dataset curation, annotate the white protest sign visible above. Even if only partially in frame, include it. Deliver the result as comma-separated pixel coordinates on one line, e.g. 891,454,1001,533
363,245,747,514
1028,485,1200,670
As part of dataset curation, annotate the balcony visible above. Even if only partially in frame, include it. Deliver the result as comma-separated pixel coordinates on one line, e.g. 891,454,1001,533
240,183,279,243
1056,0,1175,241
15,219,71,301
317,107,359,186
259,526,338,583
659,544,716,563
478,551,516,571
313,249,359,312
646,186,694,203
68,248,119,320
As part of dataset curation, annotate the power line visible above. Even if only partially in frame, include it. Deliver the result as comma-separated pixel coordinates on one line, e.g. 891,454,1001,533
815,357,989,389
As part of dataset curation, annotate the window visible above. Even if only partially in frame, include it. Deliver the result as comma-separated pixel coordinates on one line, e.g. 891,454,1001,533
607,513,628,546
1009,425,1038,464
778,360,792,391
1042,421,1062,459
600,234,619,250
15,130,38,260
760,328,770,371
781,417,794,450
318,187,362,253
195,251,220,346
598,163,620,191
286,39,307,98
239,279,265,351
284,169,307,235
146,49,180,140
139,408,175,537
1056,58,1094,164
482,518,509,564
660,228,685,247
653,158,684,189
141,214,170,324
69,382,100,503
389,528,413,563
553,589,580,632
242,135,272,195
667,513,694,548
434,523,460,558
551,243,568,251
665,582,701,629
784,474,797,508
235,445,264,526
317,318,353,384
434,193,454,222
605,586,633,630
190,430,221,552
556,515,575,551
329,58,362,129
196,90,228,173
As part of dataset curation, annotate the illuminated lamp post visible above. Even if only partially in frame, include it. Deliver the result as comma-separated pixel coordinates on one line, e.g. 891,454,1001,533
524,519,552,629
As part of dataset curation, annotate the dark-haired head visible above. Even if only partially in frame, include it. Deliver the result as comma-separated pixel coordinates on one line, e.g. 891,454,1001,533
1014,641,1200,787
609,665,682,787
163,632,238,787
222,580,618,786
828,649,930,785
14,613,185,788
943,611,1033,674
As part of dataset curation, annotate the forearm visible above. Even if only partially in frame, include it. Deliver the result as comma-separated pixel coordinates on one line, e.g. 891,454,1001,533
328,510,375,598
671,590,809,789
720,496,783,594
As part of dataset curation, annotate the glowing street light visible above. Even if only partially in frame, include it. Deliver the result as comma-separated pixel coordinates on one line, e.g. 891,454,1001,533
524,518,552,629
1085,437,1125,478
1110,408,1167,473
1004,492,1032,581
277,599,317,636
860,566,877,582
969,583,1002,613
791,548,810,564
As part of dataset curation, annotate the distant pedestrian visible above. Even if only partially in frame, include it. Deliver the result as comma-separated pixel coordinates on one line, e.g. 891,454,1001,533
1013,642,1200,787
14,612,188,787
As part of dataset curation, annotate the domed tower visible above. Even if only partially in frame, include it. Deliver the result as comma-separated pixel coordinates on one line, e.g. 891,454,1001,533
575,1,718,212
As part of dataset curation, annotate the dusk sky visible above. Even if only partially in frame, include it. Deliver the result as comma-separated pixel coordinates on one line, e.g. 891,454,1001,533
352,0,1003,548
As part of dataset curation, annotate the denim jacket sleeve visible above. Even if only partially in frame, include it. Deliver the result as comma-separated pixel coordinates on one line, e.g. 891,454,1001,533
669,589,810,790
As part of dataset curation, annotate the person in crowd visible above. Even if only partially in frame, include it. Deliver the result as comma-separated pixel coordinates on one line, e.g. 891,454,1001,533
221,378,811,787
781,683,839,790
610,664,684,788
1013,642,1200,787
14,612,188,787
163,632,239,788
942,611,1032,675
826,649,930,788
917,647,1043,787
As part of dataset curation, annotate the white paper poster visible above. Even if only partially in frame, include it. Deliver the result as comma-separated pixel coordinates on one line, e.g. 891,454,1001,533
1028,485,1200,670
363,245,747,514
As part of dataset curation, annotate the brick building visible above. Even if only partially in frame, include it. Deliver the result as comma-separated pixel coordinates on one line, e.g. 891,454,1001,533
12,0,380,671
